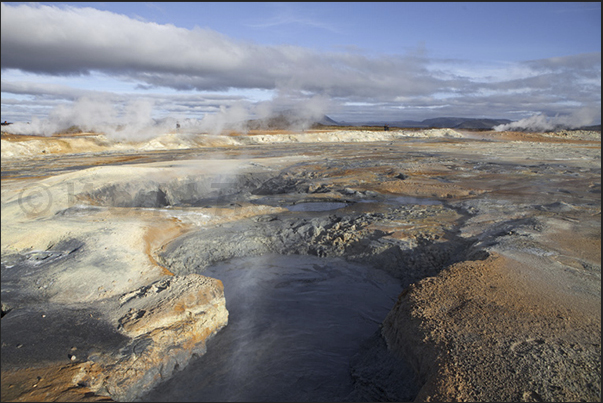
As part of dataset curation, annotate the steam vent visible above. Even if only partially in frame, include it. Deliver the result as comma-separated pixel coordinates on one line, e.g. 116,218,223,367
1,126,601,402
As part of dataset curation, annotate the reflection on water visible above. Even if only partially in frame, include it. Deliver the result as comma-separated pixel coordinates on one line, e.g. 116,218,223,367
141,254,402,402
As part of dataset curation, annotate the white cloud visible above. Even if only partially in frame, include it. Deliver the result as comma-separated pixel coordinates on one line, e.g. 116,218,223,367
1,2,600,126
0,2,455,98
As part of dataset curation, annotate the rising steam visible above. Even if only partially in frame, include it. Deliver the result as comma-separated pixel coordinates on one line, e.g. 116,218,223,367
4,91,334,140
493,107,600,132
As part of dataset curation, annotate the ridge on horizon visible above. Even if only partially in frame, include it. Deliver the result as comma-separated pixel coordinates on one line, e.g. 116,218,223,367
244,109,515,130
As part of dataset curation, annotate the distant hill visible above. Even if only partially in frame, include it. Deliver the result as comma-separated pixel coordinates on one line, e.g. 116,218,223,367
245,113,516,130
345,117,513,130
314,115,341,126
577,124,601,131
245,110,340,130
450,118,514,130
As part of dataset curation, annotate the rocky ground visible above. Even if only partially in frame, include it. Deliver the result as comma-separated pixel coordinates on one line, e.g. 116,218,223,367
1,128,600,401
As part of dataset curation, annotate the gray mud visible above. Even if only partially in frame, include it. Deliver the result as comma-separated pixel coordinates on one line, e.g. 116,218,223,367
140,254,417,402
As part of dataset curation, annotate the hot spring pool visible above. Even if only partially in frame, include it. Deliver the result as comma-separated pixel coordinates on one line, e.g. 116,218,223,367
140,254,402,402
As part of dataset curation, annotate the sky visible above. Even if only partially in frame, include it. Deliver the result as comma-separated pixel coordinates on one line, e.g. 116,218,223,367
1,2,601,134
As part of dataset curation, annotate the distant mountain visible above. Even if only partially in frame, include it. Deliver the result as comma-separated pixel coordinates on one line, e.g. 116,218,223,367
245,110,340,130
350,117,513,130
453,118,514,130
338,117,601,131
577,124,601,131
314,115,341,126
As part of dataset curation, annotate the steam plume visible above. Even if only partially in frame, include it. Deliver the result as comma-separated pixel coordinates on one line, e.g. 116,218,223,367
494,106,600,132
4,90,334,139
5,97,175,140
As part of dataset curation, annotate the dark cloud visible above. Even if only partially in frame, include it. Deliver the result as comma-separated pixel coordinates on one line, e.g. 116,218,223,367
0,3,469,98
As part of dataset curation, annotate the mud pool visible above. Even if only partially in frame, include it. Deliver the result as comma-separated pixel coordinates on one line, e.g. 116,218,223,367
140,254,403,402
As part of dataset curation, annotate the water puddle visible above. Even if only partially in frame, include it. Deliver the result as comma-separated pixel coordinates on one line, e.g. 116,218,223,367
286,201,348,212
141,254,402,402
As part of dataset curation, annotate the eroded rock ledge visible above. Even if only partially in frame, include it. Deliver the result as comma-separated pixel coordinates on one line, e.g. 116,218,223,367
105,274,227,401
1,274,227,402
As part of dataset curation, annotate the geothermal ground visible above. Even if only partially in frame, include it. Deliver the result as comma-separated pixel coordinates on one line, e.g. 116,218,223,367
1,127,600,402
